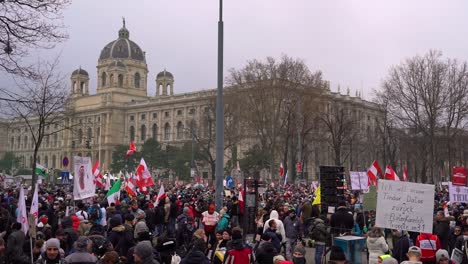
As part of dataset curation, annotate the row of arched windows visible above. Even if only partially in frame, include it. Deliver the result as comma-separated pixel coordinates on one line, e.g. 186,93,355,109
101,72,141,88
129,122,188,142
10,134,60,150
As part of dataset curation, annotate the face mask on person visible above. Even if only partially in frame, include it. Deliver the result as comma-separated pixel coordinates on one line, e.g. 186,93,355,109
464,235,468,240
293,257,306,264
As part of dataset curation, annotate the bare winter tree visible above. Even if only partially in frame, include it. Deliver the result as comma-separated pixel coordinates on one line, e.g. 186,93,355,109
0,57,71,187
227,55,324,180
381,50,468,183
0,0,70,77
317,102,359,166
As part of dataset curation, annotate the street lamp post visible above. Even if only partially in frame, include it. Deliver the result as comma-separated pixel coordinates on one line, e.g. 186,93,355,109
215,0,224,211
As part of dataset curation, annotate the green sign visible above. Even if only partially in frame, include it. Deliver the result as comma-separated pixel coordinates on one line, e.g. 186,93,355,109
363,185,377,211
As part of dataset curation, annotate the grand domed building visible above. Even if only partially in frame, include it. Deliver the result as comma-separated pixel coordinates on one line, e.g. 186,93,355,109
1,22,382,182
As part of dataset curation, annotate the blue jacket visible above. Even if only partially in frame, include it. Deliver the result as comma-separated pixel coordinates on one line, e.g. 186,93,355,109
216,213,230,231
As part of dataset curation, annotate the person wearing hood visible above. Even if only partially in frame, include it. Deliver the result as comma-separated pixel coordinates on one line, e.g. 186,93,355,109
60,216,79,255
133,241,160,264
283,209,300,260
107,215,127,256
263,210,286,244
216,208,230,232
366,227,389,264
35,238,64,264
180,238,210,264
134,209,149,239
254,233,277,264
292,244,306,264
224,228,255,264
330,201,354,236
64,236,98,263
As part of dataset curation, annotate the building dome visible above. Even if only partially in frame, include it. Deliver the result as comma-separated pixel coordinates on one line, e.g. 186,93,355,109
72,68,89,76
157,70,173,79
99,23,145,62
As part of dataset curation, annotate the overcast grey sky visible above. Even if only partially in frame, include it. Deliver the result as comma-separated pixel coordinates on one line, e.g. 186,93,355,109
4,0,468,100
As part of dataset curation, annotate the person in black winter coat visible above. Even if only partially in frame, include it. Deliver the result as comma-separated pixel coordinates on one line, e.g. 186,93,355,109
180,238,210,264
330,201,354,236
107,215,127,256
254,234,277,264
133,241,160,264
263,220,282,253
392,230,411,263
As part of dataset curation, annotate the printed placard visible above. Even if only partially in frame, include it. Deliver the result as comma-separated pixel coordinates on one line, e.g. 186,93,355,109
73,156,96,200
375,180,434,233
448,182,468,203
350,171,369,190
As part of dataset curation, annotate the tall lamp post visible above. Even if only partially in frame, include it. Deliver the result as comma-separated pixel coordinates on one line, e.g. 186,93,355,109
215,0,224,211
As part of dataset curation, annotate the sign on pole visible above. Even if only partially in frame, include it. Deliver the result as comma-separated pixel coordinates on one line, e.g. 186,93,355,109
350,171,369,190
363,185,377,211
452,167,467,186
448,182,468,203
375,179,434,233
73,156,96,200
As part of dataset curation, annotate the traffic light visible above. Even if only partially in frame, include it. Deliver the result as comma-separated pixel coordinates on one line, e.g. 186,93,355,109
85,140,90,149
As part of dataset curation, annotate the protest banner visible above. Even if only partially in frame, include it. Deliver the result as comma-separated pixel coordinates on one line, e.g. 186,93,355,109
452,166,467,186
375,179,434,233
350,171,369,190
448,182,468,203
363,185,377,211
73,156,96,200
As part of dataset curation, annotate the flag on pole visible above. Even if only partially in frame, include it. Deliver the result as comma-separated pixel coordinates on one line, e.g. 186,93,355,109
367,160,382,186
126,141,137,158
385,165,400,181
236,161,241,172
35,163,48,178
104,174,111,191
283,170,288,186
238,189,245,215
107,179,122,205
312,186,321,205
154,185,166,206
136,158,154,187
403,166,409,181
125,172,137,196
92,160,104,189
30,183,39,225
17,187,28,234
279,162,284,177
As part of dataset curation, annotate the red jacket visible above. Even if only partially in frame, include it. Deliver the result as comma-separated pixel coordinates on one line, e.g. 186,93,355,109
225,247,254,264
416,233,441,262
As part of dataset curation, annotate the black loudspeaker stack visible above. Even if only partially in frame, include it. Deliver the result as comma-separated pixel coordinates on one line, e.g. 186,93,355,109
319,166,345,213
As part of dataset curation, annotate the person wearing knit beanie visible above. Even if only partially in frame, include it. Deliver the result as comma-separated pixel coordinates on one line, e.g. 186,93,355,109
36,238,62,264
435,249,450,263
381,257,399,264
292,244,306,264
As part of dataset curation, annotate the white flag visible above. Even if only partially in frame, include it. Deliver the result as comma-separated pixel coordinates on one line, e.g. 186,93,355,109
30,183,39,225
283,170,289,186
17,187,29,234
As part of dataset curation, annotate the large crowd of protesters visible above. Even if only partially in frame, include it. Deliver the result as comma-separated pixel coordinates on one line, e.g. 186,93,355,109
0,180,465,264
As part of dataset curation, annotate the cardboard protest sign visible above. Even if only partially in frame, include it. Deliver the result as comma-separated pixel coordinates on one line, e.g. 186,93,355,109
375,180,434,233
448,182,468,203
363,185,377,211
350,171,369,190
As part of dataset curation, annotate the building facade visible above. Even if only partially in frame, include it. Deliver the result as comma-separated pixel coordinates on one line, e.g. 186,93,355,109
1,23,383,180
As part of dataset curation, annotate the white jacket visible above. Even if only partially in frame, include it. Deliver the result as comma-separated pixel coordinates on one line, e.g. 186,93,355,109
263,210,286,242
367,236,389,264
